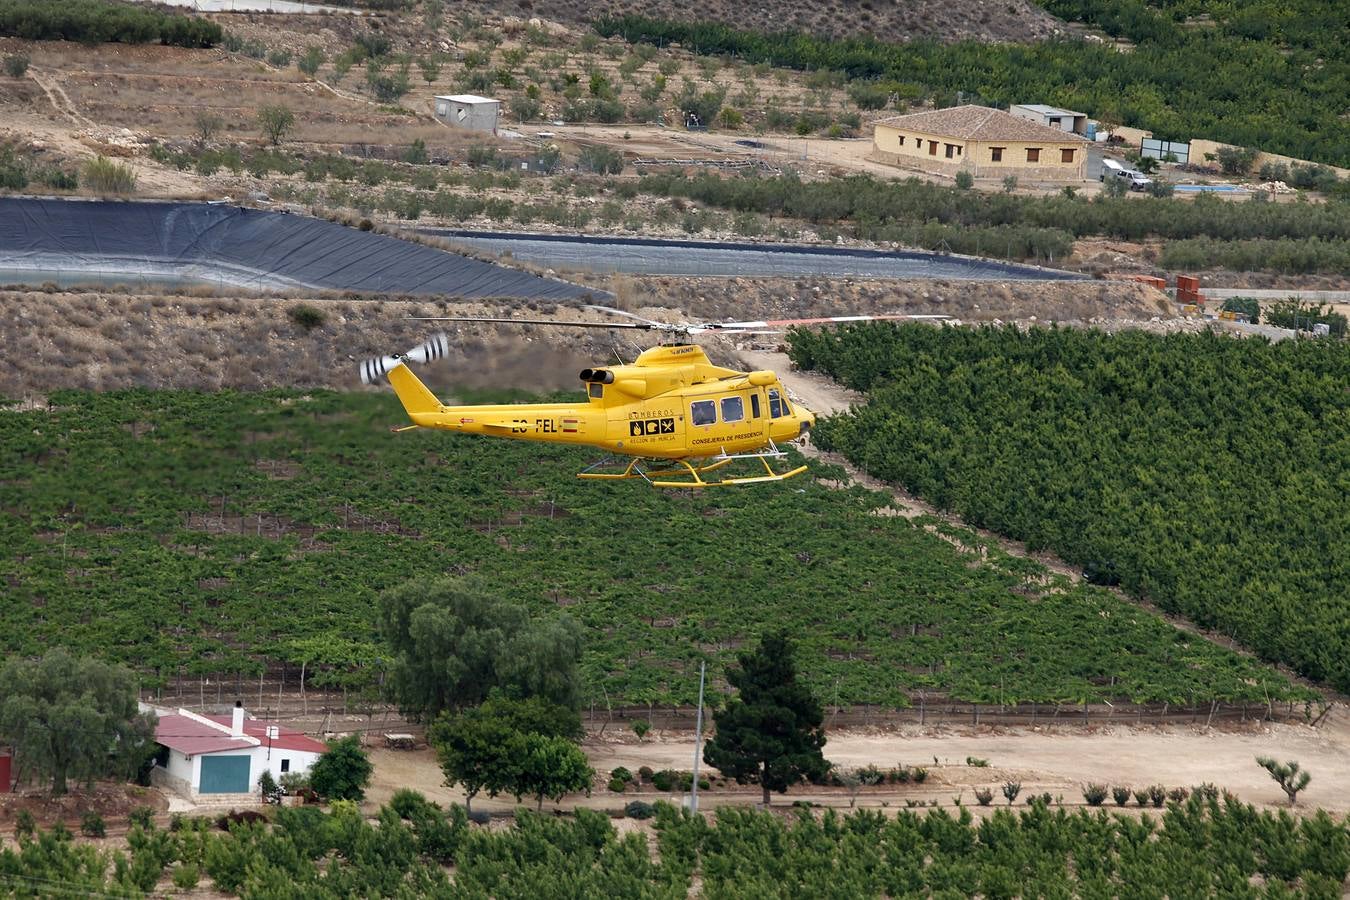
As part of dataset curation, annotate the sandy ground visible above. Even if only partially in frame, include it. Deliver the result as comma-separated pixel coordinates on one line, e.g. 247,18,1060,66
364,714,1350,816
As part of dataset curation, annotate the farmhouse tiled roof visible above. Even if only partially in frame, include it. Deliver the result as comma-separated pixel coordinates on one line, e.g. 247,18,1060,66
154,713,327,756
875,105,1089,143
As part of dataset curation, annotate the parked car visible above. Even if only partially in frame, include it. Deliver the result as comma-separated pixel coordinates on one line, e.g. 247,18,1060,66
1101,158,1153,191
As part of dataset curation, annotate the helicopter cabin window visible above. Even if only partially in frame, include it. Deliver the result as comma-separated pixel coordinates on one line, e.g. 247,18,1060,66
750,393,761,418
721,395,744,424
690,399,717,426
588,383,604,399
768,388,791,418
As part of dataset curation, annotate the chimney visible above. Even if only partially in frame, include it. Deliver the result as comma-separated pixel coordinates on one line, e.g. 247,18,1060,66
231,701,244,738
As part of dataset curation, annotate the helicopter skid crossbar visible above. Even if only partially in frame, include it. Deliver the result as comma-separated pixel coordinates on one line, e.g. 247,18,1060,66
578,451,807,488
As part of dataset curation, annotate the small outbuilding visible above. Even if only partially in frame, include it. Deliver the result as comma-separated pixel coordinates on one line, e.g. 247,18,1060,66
433,94,501,135
871,105,1090,183
1009,104,1090,136
151,704,327,799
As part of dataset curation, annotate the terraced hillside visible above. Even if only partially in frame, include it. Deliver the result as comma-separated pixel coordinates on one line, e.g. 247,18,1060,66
0,387,1310,710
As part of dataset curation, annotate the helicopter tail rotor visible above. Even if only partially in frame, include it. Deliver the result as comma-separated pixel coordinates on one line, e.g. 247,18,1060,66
360,333,449,385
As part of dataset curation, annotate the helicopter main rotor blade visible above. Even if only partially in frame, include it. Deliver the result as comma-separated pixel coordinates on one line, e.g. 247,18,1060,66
706,313,951,330
581,305,675,329
408,316,653,330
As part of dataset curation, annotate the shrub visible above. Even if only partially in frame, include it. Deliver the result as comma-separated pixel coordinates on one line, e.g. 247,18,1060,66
298,46,325,77
267,48,292,68
390,788,430,819
216,810,267,831
1133,789,1150,807
80,811,106,837
954,171,974,190
1002,781,1021,806
1147,785,1167,808
4,54,29,77
1215,146,1258,176
82,156,136,194
651,769,676,792
15,810,35,838
579,146,624,175
966,756,989,767
632,720,651,741
857,764,884,786
1083,784,1108,806
611,767,633,784
1168,787,1190,803
288,304,326,330
625,800,655,819
172,863,200,890
847,81,890,109
467,809,491,825
608,777,628,793
974,788,994,806
309,735,373,801
912,768,928,784
637,765,654,782
128,806,155,829
1111,787,1131,807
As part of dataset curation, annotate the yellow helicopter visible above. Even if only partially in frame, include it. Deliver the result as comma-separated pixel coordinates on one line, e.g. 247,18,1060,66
361,307,946,488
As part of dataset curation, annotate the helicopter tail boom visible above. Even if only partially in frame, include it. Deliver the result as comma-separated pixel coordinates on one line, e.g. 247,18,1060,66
386,362,445,422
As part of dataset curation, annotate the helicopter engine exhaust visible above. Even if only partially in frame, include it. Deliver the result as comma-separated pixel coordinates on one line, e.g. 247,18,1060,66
360,334,449,385
579,368,615,384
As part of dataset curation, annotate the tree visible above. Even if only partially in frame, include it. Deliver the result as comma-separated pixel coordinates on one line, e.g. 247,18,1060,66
0,648,156,795
256,105,295,146
194,111,223,146
1257,757,1311,804
702,631,828,806
1134,155,1160,175
379,577,584,720
298,46,325,78
429,696,583,812
308,736,372,801
511,733,593,811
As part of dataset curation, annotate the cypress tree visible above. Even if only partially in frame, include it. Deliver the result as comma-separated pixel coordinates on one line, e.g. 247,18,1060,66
703,630,828,806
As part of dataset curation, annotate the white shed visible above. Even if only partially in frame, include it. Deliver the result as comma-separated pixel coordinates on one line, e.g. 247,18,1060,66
151,705,327,799
1010,104,1089,136
433,94,501,134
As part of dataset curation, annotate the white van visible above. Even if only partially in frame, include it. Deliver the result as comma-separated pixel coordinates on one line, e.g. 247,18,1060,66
1100,158,1152,191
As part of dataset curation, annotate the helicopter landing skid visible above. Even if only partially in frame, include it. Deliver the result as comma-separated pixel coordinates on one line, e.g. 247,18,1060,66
577,454,807,488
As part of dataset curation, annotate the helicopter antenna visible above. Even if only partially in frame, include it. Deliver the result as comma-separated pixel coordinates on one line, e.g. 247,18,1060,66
610,343,627,366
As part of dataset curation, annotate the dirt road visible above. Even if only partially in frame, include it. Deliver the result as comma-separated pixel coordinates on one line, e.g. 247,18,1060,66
365,716,1349,816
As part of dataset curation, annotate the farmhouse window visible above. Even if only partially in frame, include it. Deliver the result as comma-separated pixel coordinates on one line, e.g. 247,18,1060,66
897,135,905,146
1026,148,1041,162
691,400,717,427
990,147,1004,162
929,141,938,155
944,144,956,159
280,759,290,773
1061,148,1075,163
721,396,745,424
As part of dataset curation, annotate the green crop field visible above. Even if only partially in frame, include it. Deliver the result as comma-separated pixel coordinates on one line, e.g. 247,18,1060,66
0,388,1312,709
7,794,1349,897
790,324,1350,695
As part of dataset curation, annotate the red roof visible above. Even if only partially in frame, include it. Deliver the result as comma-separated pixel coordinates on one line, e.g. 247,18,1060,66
154,714,327,756
204,716,328,754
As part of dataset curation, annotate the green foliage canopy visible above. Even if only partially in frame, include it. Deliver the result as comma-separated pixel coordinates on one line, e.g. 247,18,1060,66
379,577,584,719
0,648,156,795
791,324,1350,692
307,735,372,802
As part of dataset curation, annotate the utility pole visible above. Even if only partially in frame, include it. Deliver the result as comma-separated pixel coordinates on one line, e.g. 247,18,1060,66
689,660,707,813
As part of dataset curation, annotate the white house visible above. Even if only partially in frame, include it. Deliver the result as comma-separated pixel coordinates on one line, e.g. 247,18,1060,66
151,704,327,799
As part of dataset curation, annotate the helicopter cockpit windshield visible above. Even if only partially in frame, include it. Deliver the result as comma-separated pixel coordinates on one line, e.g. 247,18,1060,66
768,388,791,418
